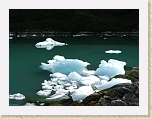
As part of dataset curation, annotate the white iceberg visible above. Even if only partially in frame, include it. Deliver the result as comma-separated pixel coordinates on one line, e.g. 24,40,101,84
82,70,95,76
35,38,67,50
79,76,100,86
9,93,25,100
95,59,126,78
36,90,52,97
68,71,81,81
40,55,90,75
24,103,36,106
105,50,121,54
45,93,69,101
71,85,94,101
50,72,67,78
96,78,132,91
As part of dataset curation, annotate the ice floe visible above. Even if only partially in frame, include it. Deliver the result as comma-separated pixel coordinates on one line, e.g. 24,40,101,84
95,59,126,78
40,55,90,75
105,50,121,54
9,93,25,100
36,90,52,97
37,55,132,102
71,85,94,101
35,38,67,50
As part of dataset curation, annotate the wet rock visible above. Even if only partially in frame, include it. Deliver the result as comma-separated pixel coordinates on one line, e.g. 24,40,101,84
110,99,128,106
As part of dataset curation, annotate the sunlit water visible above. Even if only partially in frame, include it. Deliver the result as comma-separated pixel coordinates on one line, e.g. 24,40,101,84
9,35,139,105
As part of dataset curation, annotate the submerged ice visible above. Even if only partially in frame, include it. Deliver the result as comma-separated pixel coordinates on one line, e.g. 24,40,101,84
35,38,67,50
37,55,131,102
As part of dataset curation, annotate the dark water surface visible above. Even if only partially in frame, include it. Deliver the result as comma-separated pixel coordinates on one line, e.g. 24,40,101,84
9,35,139,105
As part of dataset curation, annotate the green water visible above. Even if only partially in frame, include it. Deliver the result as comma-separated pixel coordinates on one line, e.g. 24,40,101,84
9,35,139,105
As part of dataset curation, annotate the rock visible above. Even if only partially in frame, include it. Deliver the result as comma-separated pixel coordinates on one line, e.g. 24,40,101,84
110,99,128,106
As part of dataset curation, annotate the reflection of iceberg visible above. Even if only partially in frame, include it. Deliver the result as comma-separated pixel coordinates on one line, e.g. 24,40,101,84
105,50,121,54
9,93,25,100
35,38,67,50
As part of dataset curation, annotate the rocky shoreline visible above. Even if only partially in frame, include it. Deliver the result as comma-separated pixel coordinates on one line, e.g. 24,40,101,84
28,69,139,106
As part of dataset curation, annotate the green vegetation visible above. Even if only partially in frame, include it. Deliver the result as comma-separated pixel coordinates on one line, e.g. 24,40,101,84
9,9,139,33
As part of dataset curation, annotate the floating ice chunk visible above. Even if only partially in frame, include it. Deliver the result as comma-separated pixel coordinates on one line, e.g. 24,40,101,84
53,55,65,61
40,55,90,75
64,83,71,87
79,76,100,86
68,71,81,81
65,85,77,90
24,103,36,106
56,88,69,94
95,59,126,78
50,72,67,78
35,38,67,50
40,62,52,71
42,85,53,90
36,90,52,97
99,75,109,81
9,93,25,100
46,93,69,101
105,50,121,54
54,85,64,90
82,70,95,76
96,78,132,91
71,85,94,101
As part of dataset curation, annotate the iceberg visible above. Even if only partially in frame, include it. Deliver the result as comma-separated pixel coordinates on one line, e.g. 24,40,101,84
35,38,67,50
96,78,132,91
45,93,69,101
79,76,100,86
40,55,90,75
36,90,52,97
95,59,126,78
71,85,94,102
105,50,121,54
9,93,25,100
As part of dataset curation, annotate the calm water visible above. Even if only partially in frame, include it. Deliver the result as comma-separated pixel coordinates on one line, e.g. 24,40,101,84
9,35,139,105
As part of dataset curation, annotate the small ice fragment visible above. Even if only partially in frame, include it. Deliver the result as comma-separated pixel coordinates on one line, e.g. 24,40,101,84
9,93,25,100
36,90,51,97
68,71,81,81
82,70,95,76
79,76,100,86
50,72,67,78
105,50,121,54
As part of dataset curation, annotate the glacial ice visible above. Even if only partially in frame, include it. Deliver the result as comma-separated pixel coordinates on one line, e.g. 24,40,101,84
71,85,94,101
105,50,121,54
9,93,25,100
37,56,131,102
95,78,132,91
35,38,67,50
95,59,126,78
40,55,90,75
36,90,52,96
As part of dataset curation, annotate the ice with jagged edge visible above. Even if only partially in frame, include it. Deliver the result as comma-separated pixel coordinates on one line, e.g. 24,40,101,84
105,50,121,54
35,38,67,50
9,93,25,100
40,55,90,75
95,59,126,78
37,55,132,102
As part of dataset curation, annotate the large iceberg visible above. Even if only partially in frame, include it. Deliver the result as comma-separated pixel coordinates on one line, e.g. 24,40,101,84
37,56,131,102
40,55,90,75
35,38,67,50
95,59,126,78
